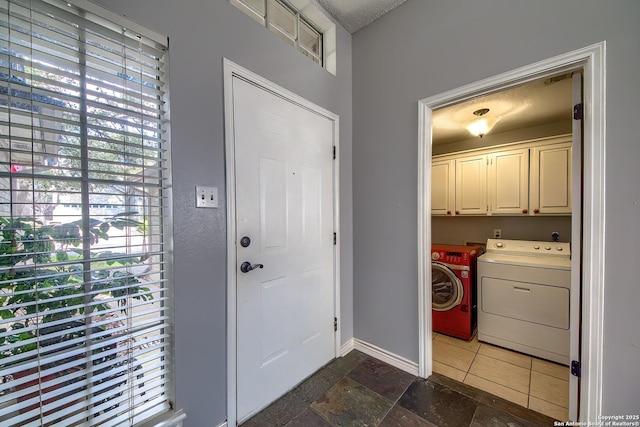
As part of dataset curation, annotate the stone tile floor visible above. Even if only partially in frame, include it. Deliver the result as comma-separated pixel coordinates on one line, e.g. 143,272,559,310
240,350,558,426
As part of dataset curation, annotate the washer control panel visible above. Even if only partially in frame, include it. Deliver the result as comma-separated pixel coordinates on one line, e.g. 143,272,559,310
431,245,479,265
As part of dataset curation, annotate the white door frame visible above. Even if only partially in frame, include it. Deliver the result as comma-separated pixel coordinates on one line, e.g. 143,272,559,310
223,59,341,427
417,42,605,421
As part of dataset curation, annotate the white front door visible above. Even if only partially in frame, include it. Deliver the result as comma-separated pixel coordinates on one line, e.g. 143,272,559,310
232,76,336,422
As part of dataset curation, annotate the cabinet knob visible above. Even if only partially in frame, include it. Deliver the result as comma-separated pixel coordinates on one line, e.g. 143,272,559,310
446,210,451,215
534,208,540,214
522,209,528,214
455,210,460,215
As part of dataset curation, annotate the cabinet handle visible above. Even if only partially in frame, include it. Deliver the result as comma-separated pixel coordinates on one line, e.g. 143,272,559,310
534,208,540,214
455,210,460,215
446,210,451,215
522,209,528,214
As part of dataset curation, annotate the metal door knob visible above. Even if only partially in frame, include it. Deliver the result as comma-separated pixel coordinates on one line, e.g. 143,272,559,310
240,261,263,273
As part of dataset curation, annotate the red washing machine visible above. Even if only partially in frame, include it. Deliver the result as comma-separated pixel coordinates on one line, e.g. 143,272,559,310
431,244,483,340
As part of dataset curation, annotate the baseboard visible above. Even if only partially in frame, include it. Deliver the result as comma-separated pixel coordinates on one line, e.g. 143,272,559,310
216,422,228,427
340,338,355,356
150,411,187,427
353,339,419,376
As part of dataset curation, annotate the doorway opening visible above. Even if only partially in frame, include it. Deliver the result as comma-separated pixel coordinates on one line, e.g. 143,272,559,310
417,43,605,422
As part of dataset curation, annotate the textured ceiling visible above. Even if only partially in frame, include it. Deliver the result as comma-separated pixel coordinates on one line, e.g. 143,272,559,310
316,0,408,33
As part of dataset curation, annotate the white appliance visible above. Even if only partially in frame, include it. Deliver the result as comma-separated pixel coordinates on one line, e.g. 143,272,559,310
477,238,571,365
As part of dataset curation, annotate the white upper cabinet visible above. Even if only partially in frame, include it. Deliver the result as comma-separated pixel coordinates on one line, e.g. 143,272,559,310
431,135,572,217
530,142,572,215
431,159,455,216
488,148,530,215
455,154,487,215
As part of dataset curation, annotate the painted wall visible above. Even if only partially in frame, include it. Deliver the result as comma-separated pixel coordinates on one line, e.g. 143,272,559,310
92,1,353,426
352,0,639,416
432,216,572,247
433,120,572,156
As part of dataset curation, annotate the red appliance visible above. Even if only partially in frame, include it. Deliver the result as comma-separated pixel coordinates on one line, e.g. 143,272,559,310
431,244,483,340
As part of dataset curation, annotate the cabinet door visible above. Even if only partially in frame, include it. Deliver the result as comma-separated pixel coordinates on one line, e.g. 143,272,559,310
488,148,529,215
431,159,455,215
455,154,487,215
530,142,572,214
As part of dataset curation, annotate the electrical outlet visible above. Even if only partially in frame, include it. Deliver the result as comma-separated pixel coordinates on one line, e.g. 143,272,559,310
493,229,502,238
196,186,218,208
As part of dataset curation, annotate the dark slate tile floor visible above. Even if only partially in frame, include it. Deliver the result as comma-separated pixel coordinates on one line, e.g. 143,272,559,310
240,350,558,427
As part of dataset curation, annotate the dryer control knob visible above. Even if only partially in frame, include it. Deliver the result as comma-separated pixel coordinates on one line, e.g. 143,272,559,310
545,246,551,250
556,247,563,251
495,242,504,248
534,245,540,250
431,252,440,260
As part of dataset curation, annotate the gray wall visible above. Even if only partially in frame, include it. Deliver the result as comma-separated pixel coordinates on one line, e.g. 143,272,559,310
92,1,353,426
352,0,639,416
432,216,572,247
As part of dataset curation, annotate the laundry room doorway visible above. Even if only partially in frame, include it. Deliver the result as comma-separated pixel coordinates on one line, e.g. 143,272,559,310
417,43,605,422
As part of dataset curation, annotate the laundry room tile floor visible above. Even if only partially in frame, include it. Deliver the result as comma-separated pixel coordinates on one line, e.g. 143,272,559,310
240,349,558,427
431,332,571,421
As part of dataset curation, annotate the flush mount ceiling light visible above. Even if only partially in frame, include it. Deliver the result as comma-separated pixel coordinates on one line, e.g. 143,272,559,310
465,108,501,138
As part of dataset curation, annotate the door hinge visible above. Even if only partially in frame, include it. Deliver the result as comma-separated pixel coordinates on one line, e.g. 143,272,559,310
573,103,584,120
571,360,581,377
333,146,336,160
333,232,337,245
334,317,338,332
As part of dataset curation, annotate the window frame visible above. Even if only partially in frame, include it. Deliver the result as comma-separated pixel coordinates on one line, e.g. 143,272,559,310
231,0,328,69
0,0,175,425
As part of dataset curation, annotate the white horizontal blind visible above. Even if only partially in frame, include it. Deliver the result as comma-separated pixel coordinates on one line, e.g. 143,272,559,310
0,0,172,425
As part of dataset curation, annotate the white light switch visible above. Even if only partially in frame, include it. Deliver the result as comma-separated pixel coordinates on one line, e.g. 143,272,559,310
196,186,218,208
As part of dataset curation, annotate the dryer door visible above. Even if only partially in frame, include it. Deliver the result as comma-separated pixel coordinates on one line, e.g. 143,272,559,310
432,262,464,311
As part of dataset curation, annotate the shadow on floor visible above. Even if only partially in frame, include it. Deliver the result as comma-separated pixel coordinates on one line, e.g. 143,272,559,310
240,350,557,426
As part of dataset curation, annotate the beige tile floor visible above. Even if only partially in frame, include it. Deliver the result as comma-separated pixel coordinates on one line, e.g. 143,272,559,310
432,332,570,420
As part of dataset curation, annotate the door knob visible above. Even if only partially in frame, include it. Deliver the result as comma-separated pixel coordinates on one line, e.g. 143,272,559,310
240,261,263,273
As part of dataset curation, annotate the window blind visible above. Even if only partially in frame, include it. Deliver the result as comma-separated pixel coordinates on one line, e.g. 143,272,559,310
0,0,172,425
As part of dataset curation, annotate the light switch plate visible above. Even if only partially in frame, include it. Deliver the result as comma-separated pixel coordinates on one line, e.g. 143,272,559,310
196,186,218,208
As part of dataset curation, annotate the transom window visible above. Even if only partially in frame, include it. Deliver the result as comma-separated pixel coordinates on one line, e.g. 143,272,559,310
232,0,330,69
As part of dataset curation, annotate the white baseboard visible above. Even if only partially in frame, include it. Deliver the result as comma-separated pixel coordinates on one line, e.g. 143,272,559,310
216,422,228,427
340,338,355,356
150,411,187,427
352,339,419,376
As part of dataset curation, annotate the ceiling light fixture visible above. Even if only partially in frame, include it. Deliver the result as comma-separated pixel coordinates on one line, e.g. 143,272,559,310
465,108,501,138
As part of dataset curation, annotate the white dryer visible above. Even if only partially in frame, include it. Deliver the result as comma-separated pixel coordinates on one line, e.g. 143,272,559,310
477,238,571,365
